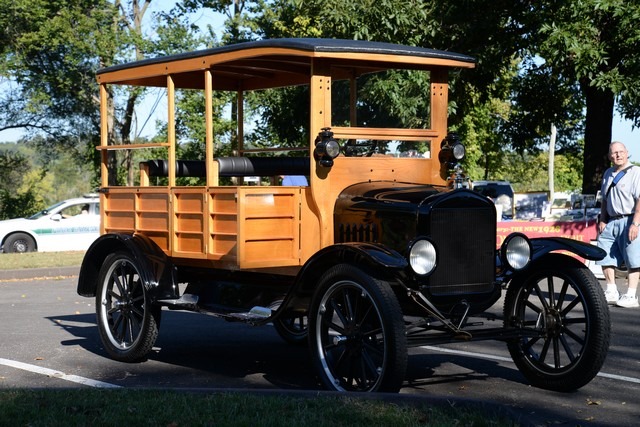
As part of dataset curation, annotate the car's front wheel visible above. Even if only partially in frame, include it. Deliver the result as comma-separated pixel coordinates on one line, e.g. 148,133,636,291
4,233,36,253
96,251,160,362
309,264,407,392
504,255,610,391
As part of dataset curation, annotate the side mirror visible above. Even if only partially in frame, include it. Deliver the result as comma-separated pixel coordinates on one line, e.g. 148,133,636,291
51,213,62,221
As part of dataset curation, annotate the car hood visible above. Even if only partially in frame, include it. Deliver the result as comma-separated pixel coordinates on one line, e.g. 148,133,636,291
0,217,35,228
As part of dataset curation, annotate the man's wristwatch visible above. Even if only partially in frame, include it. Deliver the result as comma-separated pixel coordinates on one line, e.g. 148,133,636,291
633,222,640,227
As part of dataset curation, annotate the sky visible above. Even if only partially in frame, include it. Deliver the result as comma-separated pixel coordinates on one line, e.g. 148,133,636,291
612,114,640,161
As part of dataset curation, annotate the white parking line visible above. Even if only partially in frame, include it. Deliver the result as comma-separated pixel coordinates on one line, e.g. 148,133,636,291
3,347,639,389
421,345,640,384
0,358,121,388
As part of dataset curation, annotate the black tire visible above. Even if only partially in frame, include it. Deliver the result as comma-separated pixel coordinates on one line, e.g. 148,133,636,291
273,313,308,345
309,264,407,392
504,258,610,391
4,233,36,253
96,251,160,362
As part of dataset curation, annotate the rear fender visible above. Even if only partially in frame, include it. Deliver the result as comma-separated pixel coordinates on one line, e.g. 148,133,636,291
76,233,178,301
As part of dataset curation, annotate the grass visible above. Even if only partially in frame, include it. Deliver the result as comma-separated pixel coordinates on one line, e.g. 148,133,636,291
0,251,84,270
0,389,517,427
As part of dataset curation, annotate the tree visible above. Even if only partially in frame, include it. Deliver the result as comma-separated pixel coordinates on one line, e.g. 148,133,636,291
176,0,264,44
532,0,640,193
0,1,203,187
252,1,539,169
0,146,36,219
0,0,116,146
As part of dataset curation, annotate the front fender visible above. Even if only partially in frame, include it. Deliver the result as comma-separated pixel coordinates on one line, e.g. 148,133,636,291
530,237,605,262
77,233,178,301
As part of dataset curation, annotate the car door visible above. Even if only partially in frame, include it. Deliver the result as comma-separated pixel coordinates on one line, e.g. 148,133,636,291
37,200,100,252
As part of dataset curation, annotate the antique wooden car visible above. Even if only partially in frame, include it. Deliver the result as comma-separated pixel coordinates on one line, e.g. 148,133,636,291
77,38,609,393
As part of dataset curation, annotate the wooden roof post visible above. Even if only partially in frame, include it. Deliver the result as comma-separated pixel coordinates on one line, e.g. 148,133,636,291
167,74,176,187
430,68,449,184
205,69,218,186
309,59,333,247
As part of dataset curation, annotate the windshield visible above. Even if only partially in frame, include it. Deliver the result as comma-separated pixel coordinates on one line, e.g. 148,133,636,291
28,201,66,219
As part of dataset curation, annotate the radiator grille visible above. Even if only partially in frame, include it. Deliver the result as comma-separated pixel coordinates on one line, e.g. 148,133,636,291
428,207,495,295
337,223,378,243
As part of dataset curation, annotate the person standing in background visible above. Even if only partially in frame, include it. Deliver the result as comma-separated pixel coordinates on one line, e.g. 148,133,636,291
597,141,640,308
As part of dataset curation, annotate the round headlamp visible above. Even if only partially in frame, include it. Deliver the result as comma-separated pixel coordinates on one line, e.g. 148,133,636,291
452,142,465,160
501,233,531,270
409,238,437,275
438,132,466,164
323,139,340,158
314,128,341,167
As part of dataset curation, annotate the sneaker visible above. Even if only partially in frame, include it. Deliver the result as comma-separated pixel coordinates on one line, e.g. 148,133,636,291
604,288,619,304
616,294,639,308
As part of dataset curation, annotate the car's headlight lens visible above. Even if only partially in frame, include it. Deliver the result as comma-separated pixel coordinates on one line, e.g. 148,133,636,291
324,139,340,158
314,128,341,167
409,239,437,275
501,233,531,270
452,142,465,160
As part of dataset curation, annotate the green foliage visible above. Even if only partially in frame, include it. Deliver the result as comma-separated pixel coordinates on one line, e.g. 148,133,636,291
0,0,638,195
499,151,583,194
531,0,640,192
0,144,43,219
0,145,30,192
506,61,584,153
0,0,116,134
0,189,40,220
0,140,94,219
249,86,310,150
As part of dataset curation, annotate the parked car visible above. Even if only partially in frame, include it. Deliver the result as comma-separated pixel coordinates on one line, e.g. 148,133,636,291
0,195,100,253
77,38,609,393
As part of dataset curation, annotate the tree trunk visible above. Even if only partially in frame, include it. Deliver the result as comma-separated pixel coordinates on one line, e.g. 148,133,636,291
581,82,614,194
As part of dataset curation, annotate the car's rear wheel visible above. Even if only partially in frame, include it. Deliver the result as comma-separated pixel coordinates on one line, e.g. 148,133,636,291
309,264,407,392
96,251,160,362
4,233,36,253
272,304,308,345
504,256,610,391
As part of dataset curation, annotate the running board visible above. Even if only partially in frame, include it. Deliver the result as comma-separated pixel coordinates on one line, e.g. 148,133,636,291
157,295,273,323
157,293,199,310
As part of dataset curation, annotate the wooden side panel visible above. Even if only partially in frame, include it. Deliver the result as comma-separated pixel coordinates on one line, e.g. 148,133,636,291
103,191,136,233
209,190,238,262
136,190,170,251
173,189,206,258
237,188,301,269
102,188,171,252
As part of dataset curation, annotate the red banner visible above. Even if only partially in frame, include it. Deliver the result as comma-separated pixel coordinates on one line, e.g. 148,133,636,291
496,219,598,247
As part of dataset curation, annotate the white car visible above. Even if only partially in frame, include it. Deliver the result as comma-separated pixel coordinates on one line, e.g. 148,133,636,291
0,195,100,253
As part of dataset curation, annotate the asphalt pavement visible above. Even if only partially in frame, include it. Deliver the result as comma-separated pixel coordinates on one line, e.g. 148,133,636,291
1,265,637,427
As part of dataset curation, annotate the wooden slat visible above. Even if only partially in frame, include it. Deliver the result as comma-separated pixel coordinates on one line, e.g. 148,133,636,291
96,142,170,151
331,127,439,141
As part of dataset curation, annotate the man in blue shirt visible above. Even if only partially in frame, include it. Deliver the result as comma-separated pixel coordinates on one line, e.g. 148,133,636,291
597,141,640,308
